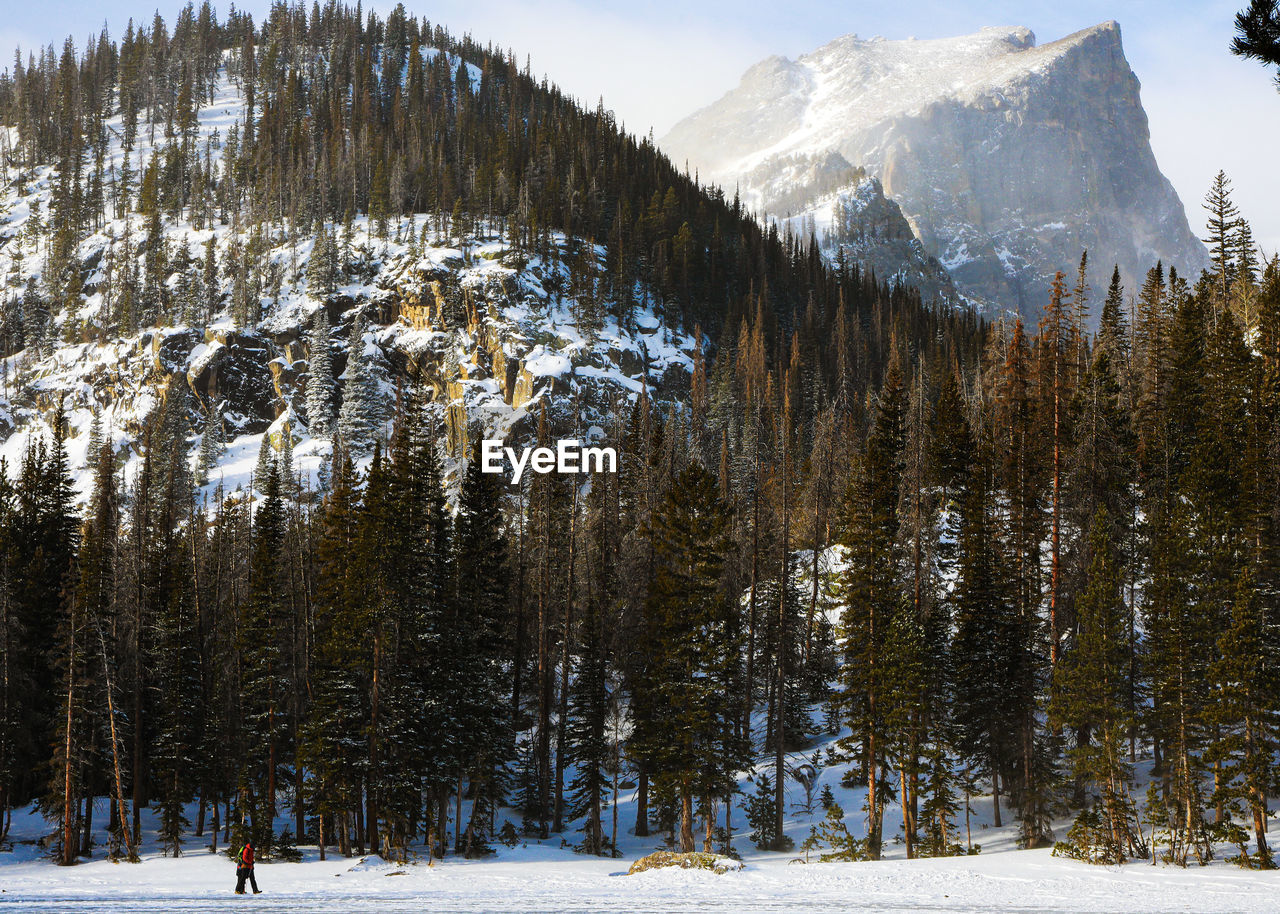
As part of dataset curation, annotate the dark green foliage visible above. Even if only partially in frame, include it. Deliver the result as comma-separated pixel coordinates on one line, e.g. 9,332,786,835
630,462,739,853
337,311,381,455
745,775,789,851
835,353,907,860
566,591,611,855
237,453,291,852
804,802,863,861
1050,512,1143,864
305,311,337,439
818,783,835,811
450,435,512,856
1232,1,1280,86
1053,806,1127,865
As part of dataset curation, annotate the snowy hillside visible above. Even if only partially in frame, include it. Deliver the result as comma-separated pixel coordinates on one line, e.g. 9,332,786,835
662,22,1209,316
0,60,697,499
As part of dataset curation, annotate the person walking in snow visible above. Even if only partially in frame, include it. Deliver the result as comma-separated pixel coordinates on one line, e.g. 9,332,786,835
235,840,262,895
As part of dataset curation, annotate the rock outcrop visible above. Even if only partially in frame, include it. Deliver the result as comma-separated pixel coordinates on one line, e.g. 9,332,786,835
754,155,956,302
662,22,1208,317
0,231,699,498
627,851,743,875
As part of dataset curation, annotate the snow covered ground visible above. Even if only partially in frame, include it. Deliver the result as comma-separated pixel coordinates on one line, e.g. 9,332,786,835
3,688,1277,912
6,731,1280,914
4,831,1280,912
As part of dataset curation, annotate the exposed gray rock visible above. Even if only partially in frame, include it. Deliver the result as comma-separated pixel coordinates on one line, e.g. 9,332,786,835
662,22,1209,318
756,154,956,302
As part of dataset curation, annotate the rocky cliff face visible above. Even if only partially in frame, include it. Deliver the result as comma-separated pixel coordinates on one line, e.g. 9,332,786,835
662,22,1208,316
0,225,697,501
0,64,697,502
751,153,956,302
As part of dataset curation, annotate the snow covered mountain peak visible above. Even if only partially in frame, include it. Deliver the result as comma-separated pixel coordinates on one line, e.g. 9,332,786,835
663,21,1206,315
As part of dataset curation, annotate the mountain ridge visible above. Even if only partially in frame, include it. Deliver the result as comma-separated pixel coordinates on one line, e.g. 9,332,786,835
662,21,1209,316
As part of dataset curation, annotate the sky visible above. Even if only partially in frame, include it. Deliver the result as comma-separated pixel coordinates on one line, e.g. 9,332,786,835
3,0,1278,256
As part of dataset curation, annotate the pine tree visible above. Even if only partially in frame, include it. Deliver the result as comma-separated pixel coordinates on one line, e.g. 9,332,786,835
77,442,135,860
1207,571,1280,867
950,434,1020,832
254,434,274,498
22,283,49,360
1203,171,1242,305
745,773,782,851
238,455,290,852
352,443,402,857
0,465,25,836
452,436,511,856
306,226,339,297
566,590,611,855
1143,502,1215,865
1098,266,1129,364
300,448,366,860
1050,511,1141,862
629,462,735,854
918,738,962,857
337,310,380,454
197,404,223,483
836,350,906,860
306,310,336,438
993,317,1052,849
33,412,82,865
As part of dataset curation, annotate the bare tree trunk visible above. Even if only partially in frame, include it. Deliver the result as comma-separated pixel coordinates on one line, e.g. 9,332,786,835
318,806,326,861
81,791,93,857
867,732,880,858
511,484,527,729
60,616,78,867
132,452,149,847
436,784,448,858
537,522,551,838
900,760,917,859
294,756,304,847
964,774,973,852
455,772,464,854
610,754,619,856
723,794,733,856
131,604,143,845
268,703,278,820
679,781,695,853
1049,338,1061,671
96,619,133,858
773,413,790,850
210,795,219,855
554,484,578,833
745,480,760,740
367,628,380,851
353,785,365,855
634,768,649,837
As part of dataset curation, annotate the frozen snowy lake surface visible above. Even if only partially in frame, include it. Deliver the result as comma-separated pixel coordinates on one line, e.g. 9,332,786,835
4,840,1279,913
4,732,1278,914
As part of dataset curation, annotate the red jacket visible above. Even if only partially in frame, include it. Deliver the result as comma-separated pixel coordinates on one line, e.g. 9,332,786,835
240,845,254,868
